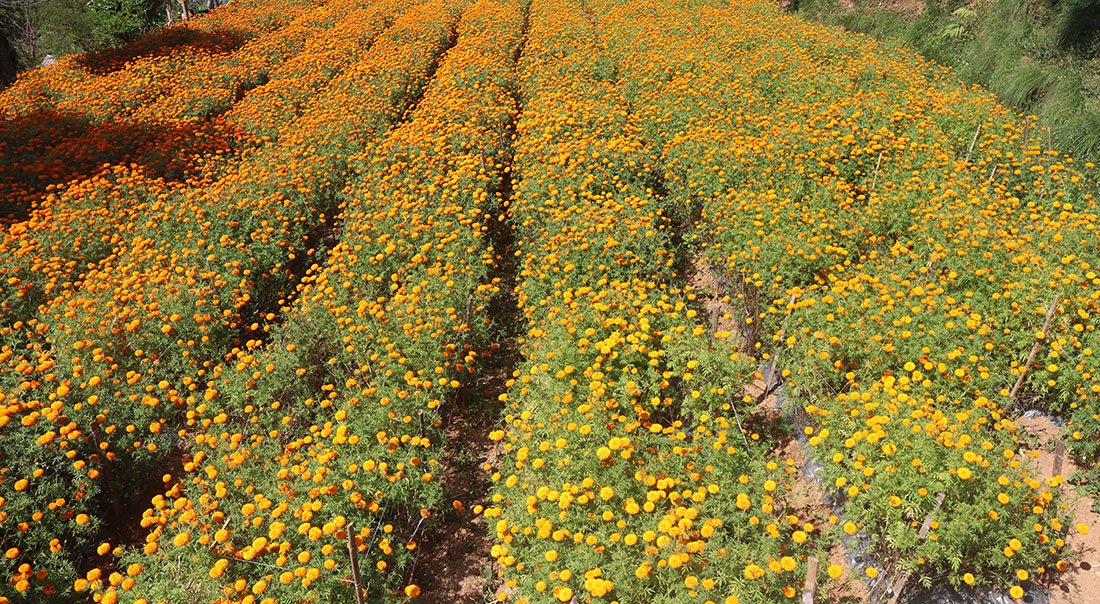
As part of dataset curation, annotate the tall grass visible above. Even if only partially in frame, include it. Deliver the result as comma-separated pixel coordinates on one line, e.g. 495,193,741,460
796,0,1100,160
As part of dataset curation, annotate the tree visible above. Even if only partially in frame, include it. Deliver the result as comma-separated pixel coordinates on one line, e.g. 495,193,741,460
0,26,17,86
0,0,95,70
0,1,43,69
0,0,200,86
85,0,164,46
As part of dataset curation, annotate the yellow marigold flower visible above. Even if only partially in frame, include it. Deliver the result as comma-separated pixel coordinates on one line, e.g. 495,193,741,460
743,564,764,580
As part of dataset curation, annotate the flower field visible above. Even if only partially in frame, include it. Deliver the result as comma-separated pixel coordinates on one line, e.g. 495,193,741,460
0,0,1097,602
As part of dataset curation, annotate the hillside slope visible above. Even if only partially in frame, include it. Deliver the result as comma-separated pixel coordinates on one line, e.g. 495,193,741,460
795,0,1100,160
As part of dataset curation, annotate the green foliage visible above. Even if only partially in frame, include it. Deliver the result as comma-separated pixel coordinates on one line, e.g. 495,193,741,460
938,7,974,40
1053,0,1100,57
0,0,175,78
85,0,167,47
795,0,1100,162
34,0,97,57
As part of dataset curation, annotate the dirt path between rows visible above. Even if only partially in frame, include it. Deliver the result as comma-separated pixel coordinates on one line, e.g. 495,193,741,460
1016,415,1100,604
694,262,867,602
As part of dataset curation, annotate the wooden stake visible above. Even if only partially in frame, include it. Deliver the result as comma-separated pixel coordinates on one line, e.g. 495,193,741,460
1009,295,1061,403
347,523,365,604
1053,440,1065,477
765,294,798,390
870,151,884,194
887,572,908,604
917,492,946,539
802,556,819,604
887,492,946,604
964,124,982,164
710,304,719,349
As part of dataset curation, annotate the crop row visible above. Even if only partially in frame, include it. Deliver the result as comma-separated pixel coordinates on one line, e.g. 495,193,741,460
0,0,322,219
0,0,473,599
0,0,311,121
484,0,852,603
590,0,1097,596
82,0,531,602
0,0,403,226
0,0,406,322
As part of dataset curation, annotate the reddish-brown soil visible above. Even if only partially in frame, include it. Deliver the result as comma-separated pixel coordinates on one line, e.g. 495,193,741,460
1016,415,1100,604
408,401,500,603
698,256,867,604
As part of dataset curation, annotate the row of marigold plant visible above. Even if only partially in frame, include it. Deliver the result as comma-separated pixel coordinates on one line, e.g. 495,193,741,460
482,0,861,602
79,0,533,602
0,0,469,599
587,0,1096,597
0,0,325,219
0,0,404,308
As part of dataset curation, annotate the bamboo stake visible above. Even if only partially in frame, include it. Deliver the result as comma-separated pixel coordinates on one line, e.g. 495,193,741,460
764,293,798,411
709,304,720,349
802,556,819,604
964,124,982,164
347,522,365,604
870,151,884,194
462,292,474,332
1009,295,1061,403
886,492,946,604
729,395,753,454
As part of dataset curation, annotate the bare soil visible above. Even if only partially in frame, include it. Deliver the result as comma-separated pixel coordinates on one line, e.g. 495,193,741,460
695,259,866,603
1016,415,1100,604
408,390,501,603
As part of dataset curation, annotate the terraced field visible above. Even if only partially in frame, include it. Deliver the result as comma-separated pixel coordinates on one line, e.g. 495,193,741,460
1,0,1098,602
